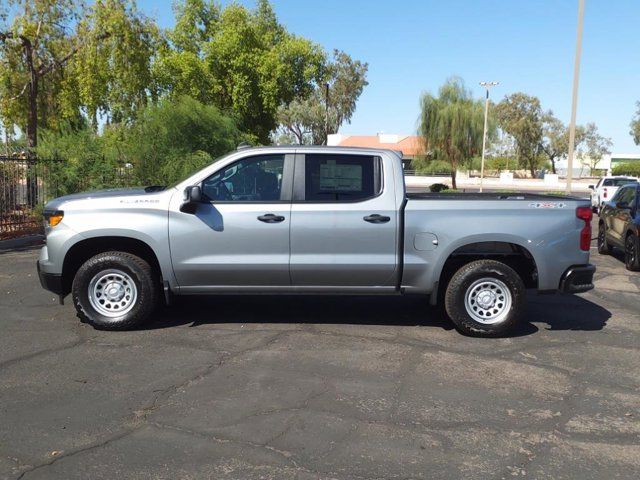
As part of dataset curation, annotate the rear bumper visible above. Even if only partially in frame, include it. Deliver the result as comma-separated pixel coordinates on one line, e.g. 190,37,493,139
559,264,596,294
37,261,64,295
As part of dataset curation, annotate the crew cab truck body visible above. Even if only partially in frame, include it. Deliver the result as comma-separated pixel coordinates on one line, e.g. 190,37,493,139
589,176,637,213
38,146,595,336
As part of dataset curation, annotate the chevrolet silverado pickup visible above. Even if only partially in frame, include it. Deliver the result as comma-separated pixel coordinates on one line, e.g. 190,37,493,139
37,146,595,336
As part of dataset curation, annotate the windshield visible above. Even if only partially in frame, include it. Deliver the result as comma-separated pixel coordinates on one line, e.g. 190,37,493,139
164,153,232,190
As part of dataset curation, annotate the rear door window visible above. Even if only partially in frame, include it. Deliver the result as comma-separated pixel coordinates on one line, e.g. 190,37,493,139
302,154,381,202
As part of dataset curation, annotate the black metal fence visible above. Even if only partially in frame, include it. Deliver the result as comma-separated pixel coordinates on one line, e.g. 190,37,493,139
0,155,134,238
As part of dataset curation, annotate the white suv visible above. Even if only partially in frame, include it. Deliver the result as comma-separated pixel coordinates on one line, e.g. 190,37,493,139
590,176,637,213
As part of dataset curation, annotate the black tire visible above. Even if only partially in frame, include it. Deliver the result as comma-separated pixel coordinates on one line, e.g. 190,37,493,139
624,234,640,271
444,259,525,337
597,221,612,255
72,251,158,330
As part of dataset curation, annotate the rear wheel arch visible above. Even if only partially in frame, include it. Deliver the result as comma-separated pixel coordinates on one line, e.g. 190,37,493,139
62,236,163,296
443,241,537,284
432,241,538,304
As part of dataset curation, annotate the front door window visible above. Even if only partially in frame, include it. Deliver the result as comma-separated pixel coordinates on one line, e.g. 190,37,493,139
202,155,285,202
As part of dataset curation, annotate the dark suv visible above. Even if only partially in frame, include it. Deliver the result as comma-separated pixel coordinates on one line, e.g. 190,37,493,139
598,182,640,270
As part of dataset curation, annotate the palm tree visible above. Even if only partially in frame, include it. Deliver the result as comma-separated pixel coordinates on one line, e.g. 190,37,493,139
419,78,486,189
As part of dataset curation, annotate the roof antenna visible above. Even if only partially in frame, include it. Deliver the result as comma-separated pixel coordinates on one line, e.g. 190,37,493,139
237,142,252,151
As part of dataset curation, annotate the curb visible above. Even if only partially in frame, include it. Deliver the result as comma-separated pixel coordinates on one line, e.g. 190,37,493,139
0,234,45,251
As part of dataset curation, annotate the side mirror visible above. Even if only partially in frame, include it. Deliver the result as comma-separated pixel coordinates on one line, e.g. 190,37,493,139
616,201,630,209
588,185,595,190
180,186,202,213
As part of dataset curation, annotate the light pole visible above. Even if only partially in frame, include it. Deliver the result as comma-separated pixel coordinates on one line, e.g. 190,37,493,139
479,81,499,193
324,82,330,144
566,0,585,193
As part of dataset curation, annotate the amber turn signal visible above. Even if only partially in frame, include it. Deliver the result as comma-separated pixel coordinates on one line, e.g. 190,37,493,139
47,211,64,227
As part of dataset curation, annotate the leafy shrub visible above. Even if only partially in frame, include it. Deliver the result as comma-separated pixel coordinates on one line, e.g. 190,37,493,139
121,96,242,185
414,160,452,175
429,183,450,192
485,156,515,171
612,162,640,177
36,96,243,193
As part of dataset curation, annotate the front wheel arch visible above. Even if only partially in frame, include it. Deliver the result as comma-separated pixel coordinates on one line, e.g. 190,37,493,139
72,251,159,329
62,237,163,297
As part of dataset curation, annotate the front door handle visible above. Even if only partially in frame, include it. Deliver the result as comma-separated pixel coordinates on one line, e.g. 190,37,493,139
258,213,285,223
363,214,391,224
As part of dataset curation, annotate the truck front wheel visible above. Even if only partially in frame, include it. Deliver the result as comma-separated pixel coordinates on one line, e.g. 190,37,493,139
72,251,158,330
444,260,525,337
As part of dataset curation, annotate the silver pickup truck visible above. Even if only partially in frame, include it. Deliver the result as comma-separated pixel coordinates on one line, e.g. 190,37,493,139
37,146,595,336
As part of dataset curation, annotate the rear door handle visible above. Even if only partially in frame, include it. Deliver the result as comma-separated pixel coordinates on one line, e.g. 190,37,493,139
363,214,391,224
258,213,285,223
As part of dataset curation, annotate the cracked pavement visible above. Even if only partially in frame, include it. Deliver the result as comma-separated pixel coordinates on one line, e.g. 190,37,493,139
1,233,639,479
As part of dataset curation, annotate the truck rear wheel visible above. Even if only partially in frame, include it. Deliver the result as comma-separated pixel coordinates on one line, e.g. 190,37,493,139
444,260,525,337
72,251,158,330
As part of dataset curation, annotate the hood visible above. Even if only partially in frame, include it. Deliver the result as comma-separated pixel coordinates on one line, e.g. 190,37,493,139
44,187,163,211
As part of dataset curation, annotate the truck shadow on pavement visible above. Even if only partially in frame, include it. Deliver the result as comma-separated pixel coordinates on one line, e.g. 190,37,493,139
145,292,610,337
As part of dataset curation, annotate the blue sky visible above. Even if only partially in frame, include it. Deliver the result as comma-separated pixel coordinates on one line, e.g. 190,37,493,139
139,0,640,152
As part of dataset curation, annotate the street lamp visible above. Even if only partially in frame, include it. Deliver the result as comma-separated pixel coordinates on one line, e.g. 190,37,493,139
479,81,499,193
566,0,585,193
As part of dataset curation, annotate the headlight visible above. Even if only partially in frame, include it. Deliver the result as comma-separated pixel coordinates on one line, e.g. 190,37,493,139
44,210,64,227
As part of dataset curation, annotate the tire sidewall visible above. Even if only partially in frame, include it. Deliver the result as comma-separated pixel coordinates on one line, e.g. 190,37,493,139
597,222,610,255
625,235,640,271
72,253,155,329
445,261,525,336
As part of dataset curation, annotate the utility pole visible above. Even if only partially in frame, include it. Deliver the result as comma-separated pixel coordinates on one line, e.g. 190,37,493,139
479,81,499,193
324,82,330,145
566,0,585,193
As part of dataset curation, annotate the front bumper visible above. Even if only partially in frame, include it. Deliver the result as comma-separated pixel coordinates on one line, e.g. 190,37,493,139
559,264,596,294
37,261,64,295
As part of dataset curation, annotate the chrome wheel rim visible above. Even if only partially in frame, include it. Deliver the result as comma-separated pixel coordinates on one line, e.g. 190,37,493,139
464,277,512,325
88,269,137,318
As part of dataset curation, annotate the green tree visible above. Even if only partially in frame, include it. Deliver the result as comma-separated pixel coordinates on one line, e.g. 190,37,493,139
418,77,487,189
0,0,79,148
68,0,161,128
630,101,640,146
151,0,219,105
0,0,159,148
540,112,587,174
155,0,325,144
495,93,544,178
578,123,612,175
540,113,566,174
276,49,368,145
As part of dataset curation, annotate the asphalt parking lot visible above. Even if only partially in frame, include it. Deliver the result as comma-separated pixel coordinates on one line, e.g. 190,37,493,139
1,228,639,479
